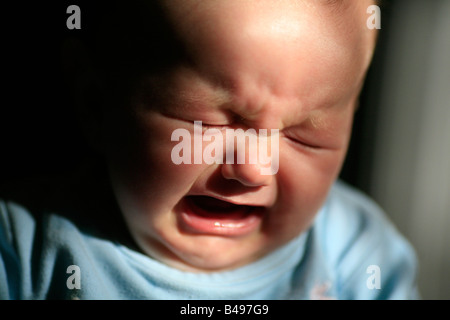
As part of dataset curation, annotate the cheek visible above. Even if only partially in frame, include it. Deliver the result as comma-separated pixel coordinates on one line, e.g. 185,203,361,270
284,147,346,199
103,111,202,213
269,147,347,233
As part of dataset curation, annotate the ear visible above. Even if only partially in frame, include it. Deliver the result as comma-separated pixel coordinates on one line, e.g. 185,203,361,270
61,37,105,154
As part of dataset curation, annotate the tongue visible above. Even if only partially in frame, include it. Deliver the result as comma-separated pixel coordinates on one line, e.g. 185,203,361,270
187,196,251,218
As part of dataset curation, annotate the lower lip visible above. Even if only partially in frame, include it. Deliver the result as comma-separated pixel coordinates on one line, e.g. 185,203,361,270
177,197,263,237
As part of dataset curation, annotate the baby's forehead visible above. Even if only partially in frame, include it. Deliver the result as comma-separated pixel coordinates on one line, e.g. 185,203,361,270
95,0,371,50
94,0,375,114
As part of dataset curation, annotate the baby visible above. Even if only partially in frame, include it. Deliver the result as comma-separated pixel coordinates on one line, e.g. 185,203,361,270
0,0,418,299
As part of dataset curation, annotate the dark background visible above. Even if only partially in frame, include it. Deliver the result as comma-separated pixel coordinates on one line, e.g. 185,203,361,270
1,2,92,184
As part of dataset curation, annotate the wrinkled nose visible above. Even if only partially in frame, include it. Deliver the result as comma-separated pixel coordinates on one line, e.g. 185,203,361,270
220,130,278,187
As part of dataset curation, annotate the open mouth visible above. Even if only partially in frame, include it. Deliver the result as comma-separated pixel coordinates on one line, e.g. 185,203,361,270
186,196,253,217
178,195,263,236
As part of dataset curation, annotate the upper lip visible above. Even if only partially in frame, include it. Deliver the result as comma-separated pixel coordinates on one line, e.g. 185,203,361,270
186,192,270,208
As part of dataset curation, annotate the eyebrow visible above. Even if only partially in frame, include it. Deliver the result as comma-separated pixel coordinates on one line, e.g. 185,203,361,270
304,0,348,15
322,0,380,7
320,0,348,11
323,0,342,5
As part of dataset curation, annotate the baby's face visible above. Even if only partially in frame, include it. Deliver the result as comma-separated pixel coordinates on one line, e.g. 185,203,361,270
101,0,377,271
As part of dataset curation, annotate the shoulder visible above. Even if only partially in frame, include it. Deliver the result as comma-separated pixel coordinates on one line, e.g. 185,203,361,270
0,197,121,299
0,197,85,248
0,198,81,299
0,199,39,299
316,180,411,258
317,180,395,245
0,199,39,256
313,180,419,299
0,172,139,299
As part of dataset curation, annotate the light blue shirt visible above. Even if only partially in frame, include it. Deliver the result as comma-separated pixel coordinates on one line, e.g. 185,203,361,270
0,180,419,300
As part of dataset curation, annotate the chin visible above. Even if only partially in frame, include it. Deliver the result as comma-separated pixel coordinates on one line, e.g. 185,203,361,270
158,233,270,273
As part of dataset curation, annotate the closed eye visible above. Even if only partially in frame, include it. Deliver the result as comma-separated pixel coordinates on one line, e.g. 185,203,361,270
200,121,229,128
282,134,323,151
193,121,233,133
